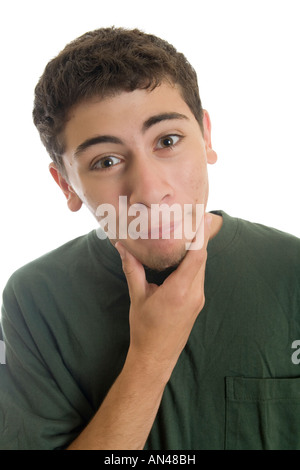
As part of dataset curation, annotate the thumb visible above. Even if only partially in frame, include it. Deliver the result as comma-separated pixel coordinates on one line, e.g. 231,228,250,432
115,242,147,300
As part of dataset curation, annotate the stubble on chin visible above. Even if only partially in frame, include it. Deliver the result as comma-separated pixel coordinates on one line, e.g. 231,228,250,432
141,245,187,273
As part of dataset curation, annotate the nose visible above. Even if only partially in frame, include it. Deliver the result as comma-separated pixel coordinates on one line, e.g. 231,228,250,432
127,154,173,207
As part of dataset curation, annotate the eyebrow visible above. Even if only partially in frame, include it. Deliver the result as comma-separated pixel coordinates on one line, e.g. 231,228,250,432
74,112,189,159
74,135,122,159
142,112,188,133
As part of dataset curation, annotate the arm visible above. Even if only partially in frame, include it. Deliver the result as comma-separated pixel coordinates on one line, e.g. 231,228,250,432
67,214,212,450
67,351,167,450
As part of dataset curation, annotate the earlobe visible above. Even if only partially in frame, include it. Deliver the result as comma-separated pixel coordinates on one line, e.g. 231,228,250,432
49,163,82,212
207,148,218,165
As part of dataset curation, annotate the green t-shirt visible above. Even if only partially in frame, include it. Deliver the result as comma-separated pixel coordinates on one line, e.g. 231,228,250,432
0,211,300,450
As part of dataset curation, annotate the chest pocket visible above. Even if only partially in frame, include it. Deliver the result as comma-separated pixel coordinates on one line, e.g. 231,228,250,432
225,376,300,450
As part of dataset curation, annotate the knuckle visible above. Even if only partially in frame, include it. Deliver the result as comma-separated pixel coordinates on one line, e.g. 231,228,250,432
198,249,208,265
193,292,205,316
199,295,206,312
122,264,135,277
175,284,190,304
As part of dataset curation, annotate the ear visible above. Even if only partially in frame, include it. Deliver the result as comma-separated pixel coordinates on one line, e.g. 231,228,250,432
49,163,82,212
202,110,218,165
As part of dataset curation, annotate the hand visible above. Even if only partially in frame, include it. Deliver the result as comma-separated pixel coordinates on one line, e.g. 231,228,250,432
116,213,212,376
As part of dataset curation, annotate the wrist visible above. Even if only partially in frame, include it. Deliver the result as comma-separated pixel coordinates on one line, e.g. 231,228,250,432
124,346,175,388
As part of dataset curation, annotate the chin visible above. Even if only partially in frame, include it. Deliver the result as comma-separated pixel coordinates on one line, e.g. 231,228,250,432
139,243,187,272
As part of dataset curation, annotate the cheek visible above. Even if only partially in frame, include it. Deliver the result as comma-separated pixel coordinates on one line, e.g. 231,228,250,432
177,158,208,202
75,175,118,212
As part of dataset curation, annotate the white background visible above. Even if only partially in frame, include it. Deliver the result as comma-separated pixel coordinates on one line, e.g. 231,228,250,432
0,0,299,296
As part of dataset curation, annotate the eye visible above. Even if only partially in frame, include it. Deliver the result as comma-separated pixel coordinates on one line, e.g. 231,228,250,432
92,155,122,171
156,134,181,150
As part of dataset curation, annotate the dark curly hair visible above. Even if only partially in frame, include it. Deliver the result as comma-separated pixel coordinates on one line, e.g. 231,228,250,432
33,27,204,174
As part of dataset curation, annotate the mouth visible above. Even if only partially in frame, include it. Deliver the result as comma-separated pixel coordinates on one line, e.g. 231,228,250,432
142,218,183,240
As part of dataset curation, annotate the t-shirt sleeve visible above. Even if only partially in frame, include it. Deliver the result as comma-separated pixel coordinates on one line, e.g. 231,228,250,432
0,274,93,450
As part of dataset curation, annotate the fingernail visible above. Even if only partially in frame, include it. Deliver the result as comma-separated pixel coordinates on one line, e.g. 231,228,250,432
115,242,126,260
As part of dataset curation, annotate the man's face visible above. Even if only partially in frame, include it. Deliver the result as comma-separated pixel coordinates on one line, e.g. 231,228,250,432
55,82,217,270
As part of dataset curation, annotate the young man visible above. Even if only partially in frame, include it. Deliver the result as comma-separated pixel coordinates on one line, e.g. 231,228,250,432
0,27,300,450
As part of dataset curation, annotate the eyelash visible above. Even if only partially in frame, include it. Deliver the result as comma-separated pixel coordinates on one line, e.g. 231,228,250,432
91,155,121,171
90,133,183,171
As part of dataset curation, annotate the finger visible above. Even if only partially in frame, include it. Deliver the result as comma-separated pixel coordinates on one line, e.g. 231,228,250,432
168,212,212,283
115,242,147,300
186,212,212,252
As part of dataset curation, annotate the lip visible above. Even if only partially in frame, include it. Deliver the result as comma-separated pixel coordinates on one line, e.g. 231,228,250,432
141,219,183,239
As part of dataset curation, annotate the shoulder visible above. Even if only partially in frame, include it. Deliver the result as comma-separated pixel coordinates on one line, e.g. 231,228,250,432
237,216,300,256
232,215,300,284
213,210,300,263
1,231,115,310
2,229,123,310
4,232,91,290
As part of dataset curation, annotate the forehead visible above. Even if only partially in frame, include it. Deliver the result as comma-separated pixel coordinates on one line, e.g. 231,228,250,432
65,83,194,134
